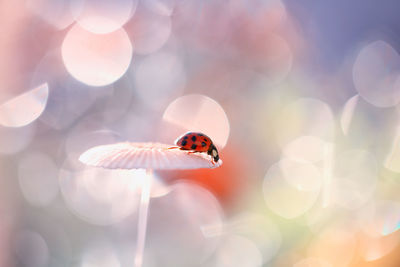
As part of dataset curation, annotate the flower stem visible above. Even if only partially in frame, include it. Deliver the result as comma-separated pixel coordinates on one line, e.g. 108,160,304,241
134,169,152,267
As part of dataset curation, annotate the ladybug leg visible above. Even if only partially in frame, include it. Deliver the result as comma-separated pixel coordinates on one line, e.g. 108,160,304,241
167,146,180,150
187,151,199,154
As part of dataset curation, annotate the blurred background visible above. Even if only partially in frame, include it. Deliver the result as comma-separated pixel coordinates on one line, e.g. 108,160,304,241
1,0,400,266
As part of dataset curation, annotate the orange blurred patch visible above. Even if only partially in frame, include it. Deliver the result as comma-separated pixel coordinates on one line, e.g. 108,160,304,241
350,230,400,267
158,144,254,210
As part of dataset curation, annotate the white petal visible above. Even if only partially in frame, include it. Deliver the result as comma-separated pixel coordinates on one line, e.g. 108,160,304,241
79,142,222,170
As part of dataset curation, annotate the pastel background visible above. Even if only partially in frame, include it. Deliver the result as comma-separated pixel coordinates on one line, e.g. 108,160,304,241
1,0,400,266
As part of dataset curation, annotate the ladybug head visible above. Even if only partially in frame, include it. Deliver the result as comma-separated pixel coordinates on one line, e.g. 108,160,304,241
208,144,219,162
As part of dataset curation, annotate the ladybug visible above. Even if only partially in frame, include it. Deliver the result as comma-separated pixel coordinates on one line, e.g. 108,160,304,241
174,132,220,163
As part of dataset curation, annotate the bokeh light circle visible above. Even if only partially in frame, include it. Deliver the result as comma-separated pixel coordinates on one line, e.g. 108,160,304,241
353,40,400,107
213,235,263,267
279,158,323,191
276,98,334,146
331,150,378,209
359,230,400,262
14,230,49,267
31,50,109,130
18,152,59,207
134,52,185,109
384,124,400,173
354,200,400,261
81,242,121,267
225,213,281,264
340,94,359,135
127,9,172,54
145,182,223,266
339,94,397,153
282,135,328,164
360,200,400,237
26,0,75,30
263,160,322,219
0,83,48,128
163,94,230,148
255,34,293,84
70,0,138,34
59,167,142,225
0,124,35,155
143,0,175,16
62,24,133,86
308,224,356,267
305,203,340,234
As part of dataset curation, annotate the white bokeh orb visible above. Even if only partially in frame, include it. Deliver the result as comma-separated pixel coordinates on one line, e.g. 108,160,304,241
62,24,133,86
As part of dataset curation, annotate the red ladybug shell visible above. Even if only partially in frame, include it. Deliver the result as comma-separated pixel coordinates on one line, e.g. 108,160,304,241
175,132,212,152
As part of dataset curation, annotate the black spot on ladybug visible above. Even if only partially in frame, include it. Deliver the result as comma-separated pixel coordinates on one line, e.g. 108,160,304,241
181,140,187,146
201,142,206,147
198,133,204,136
191,144,197,149
191,136,197,141
183,136,188,140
